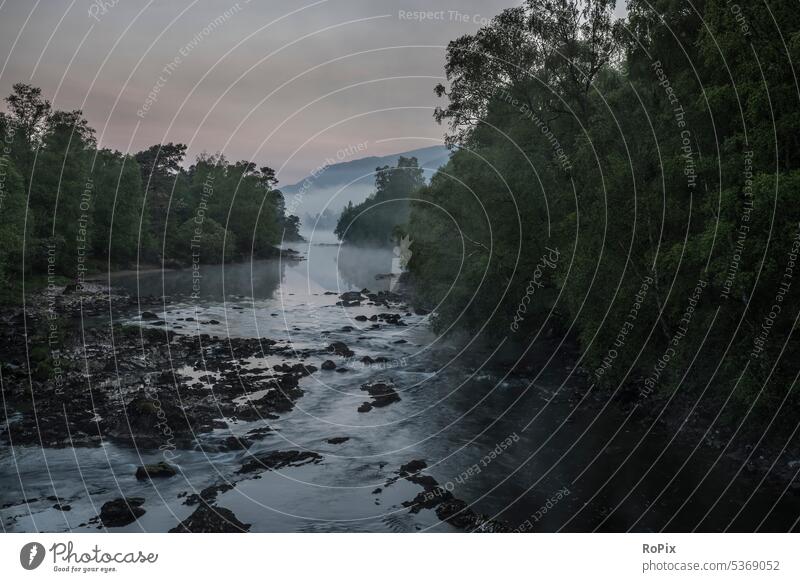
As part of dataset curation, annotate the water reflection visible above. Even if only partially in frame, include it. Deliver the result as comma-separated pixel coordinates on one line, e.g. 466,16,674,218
109,235,395,301
111,260,285,300
4,232,798,534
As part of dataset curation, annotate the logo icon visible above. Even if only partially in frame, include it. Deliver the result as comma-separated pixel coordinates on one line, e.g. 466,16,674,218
20,542,46,570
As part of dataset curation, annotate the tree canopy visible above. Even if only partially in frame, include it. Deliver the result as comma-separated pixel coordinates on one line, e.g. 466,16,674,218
0,84,301,292
406,0,800,421
335,156,425,245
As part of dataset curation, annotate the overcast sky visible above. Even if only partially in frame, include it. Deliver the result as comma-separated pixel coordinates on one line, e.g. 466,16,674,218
0,0,625,183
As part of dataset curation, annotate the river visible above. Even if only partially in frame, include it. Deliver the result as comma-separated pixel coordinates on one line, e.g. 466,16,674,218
1,234,798,532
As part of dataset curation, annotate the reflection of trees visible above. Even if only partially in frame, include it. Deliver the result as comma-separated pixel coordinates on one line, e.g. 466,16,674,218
114,245,395,300
336,245,394,291
113,259,285,301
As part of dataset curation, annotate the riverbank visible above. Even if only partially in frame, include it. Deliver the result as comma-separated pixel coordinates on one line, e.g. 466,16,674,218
0,246,305,308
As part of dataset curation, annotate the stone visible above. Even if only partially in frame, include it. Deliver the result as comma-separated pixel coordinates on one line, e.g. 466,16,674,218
135,461,178,480
99,497,146,527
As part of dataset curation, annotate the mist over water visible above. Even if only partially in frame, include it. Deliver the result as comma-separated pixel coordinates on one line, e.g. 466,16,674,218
3,239,798,533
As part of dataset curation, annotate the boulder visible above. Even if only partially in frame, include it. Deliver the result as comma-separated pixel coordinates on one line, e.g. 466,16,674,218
360,380,401,409
99,497,146,527
135,461,178,480
339,291,363,302
238,450,322,474
400,459,427,474
170,503,250,533
327,342,354,357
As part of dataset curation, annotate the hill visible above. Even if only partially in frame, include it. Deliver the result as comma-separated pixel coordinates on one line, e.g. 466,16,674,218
280,145,450,215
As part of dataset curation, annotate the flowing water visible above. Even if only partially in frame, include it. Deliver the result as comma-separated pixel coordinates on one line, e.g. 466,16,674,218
2,234,798,532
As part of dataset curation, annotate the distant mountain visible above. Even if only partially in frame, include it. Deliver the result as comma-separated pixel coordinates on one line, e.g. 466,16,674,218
279,145,451,217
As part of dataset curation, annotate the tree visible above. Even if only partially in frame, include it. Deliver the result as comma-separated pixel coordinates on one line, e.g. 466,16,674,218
335,156,425,245
29,109,95,275
4,83,51,163
434,1,621,146
0,152,26,285
135,142,188,250
409,0,800,425
0,84,292,290
91,149,149,267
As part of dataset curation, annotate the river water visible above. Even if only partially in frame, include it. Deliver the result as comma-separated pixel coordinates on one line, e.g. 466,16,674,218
2,234,798,532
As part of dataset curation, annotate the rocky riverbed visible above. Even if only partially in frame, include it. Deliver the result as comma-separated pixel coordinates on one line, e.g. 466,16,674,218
0,277,500,532
2,247,800,533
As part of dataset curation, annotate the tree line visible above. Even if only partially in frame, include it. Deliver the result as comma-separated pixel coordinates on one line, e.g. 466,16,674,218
404,0,800,419
0,83,301,293
335,155,425,245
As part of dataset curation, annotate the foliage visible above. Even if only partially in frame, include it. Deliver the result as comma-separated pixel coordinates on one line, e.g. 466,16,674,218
408,0,800,420
335,156,425,245
0,84,297,291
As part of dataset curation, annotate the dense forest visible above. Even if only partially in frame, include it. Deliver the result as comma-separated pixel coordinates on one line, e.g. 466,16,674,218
401,0,800,421
335,156,425,245
0,84,301,296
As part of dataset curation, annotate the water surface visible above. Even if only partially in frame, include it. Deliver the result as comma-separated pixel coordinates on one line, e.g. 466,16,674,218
2,236,798,532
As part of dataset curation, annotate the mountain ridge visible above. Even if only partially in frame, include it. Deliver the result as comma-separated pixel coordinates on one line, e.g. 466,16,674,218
280,145,450,198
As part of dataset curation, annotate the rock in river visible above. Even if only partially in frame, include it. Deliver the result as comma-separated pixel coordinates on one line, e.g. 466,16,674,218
99,497,146,527
327,342,354,357
170,502,250,533
358,379,401,412
339,291,363,302
135,461,178,480
238,450,323,474
326,437,350,445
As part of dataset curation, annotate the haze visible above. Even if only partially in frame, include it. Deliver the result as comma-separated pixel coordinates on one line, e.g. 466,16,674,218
0,1,625,183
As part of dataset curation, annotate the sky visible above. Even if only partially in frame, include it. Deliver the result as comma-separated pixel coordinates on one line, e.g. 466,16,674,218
0,0,626,184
